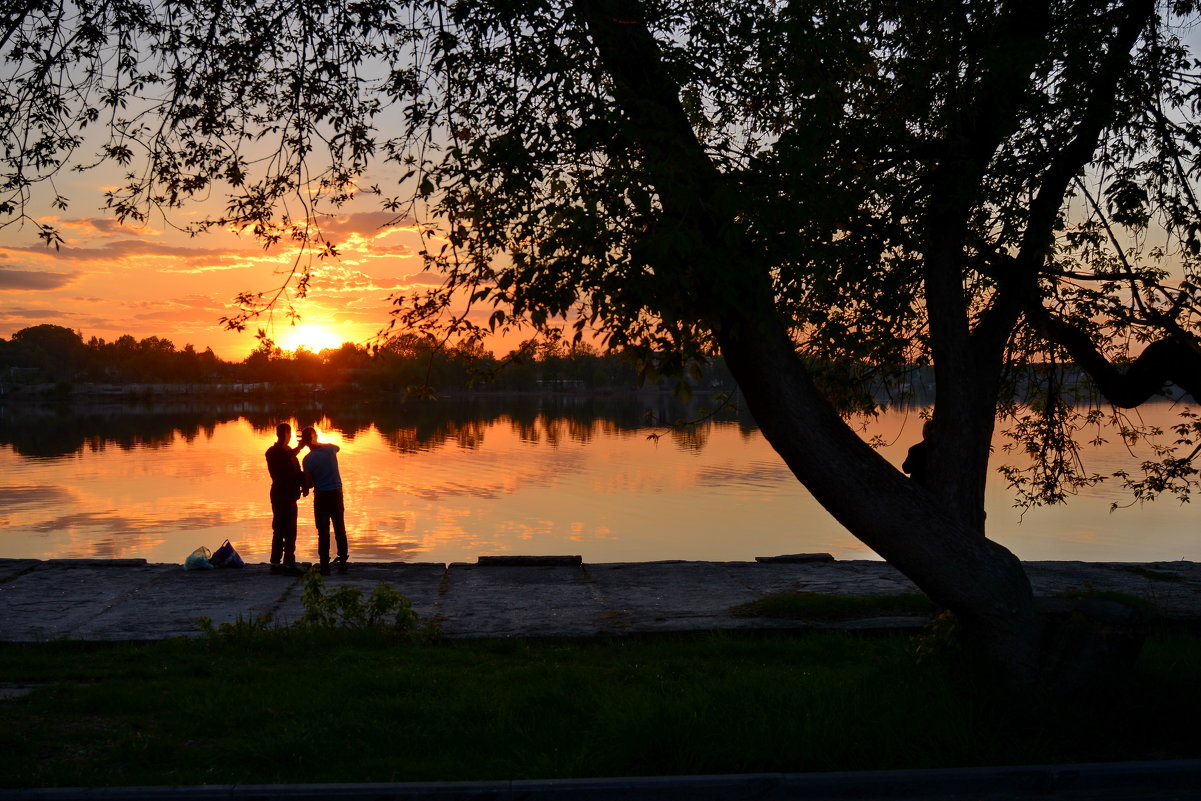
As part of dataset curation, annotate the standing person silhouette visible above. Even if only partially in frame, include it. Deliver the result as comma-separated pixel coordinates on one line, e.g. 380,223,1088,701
299,426,348,575
265,423,307,576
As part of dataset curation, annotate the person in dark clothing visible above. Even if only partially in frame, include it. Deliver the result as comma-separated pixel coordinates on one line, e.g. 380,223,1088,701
902,419,933,487
265,423,307,575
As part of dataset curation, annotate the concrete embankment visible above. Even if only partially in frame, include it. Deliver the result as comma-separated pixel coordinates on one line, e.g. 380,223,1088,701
2,556,1200,642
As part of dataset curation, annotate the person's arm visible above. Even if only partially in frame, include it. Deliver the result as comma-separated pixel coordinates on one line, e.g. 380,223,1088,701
300,454,314,491
901,442,927,485
292,455,309,496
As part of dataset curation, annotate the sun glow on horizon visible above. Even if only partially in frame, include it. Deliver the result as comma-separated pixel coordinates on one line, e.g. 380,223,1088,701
276,323,352,354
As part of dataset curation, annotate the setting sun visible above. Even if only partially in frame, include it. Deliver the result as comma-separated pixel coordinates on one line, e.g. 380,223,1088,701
278,323,349,354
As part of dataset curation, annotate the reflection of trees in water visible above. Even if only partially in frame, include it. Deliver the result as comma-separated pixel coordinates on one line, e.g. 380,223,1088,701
0,401,255,458
343,394,757,454
669,426,709,451
0,393,757,459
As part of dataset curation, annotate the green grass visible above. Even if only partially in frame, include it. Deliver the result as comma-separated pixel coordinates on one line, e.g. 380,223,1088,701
1056,588,1163,614
1120,566,1186,583
0,630,1198,787
730,592,938,620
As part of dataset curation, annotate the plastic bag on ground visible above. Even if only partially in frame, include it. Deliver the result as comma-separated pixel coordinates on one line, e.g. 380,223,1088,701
184,546,214,570
210,539,245,568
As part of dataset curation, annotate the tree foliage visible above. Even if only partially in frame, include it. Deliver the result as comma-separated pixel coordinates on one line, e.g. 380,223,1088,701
0,324,229,382
5,0,1201,499
7,0,1201,683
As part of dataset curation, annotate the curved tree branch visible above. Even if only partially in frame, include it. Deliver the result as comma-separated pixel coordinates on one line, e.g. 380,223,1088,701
973,0,1158,354
1031,308,1201,406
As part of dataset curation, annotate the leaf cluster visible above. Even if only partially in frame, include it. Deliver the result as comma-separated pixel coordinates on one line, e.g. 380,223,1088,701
8,0,1201,504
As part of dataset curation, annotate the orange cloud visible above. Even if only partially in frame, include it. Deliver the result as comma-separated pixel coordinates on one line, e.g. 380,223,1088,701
0,307,83,323
316,211,417,240
2,238,239,265
51,217,161,237
0,268,78,290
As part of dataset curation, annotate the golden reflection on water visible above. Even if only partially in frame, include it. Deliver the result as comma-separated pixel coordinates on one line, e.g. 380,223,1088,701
1,404,1198,565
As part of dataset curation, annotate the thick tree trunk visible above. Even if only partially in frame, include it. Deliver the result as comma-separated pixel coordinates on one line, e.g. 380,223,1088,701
718,302,1156,696
715,305,1043,689
574,0,1047,688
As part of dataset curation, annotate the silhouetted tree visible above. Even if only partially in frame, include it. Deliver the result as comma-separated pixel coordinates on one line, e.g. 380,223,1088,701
76,333,230,382
322,342,372,374
7,325,86,379
7,0,1201,688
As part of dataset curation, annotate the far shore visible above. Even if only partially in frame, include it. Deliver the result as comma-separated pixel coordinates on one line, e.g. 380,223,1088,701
0,381,702,402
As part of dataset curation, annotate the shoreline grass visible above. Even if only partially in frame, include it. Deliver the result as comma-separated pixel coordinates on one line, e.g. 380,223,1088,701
1,630,1199,788
730,592,938,620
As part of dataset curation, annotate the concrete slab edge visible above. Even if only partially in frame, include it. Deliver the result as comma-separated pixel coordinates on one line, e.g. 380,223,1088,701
42,559,149,567
1,759,1198,800
476,555,583,566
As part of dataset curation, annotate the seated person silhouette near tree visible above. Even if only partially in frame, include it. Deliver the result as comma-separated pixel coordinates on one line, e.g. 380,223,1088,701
902,419,934,488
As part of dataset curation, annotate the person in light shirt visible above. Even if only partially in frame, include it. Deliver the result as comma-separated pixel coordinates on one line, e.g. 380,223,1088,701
299,426,349,576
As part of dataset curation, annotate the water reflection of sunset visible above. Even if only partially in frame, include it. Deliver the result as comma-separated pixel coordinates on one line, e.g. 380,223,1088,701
1,402,1198,565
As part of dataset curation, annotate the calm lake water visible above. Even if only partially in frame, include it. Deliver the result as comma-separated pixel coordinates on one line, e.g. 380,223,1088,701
1,395,1197,565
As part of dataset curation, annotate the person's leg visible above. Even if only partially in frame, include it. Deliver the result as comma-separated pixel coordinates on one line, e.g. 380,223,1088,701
314,491,332,572
283,499,298,567
269,489,288,570
269,522,283,564
330,489,348,569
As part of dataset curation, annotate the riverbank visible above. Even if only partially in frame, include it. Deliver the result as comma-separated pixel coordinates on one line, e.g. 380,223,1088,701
3,556,1200,798
2,556,1199,642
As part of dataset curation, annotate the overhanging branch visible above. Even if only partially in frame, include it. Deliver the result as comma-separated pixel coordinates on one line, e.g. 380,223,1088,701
973,0,1157,354
1031,308,1201,406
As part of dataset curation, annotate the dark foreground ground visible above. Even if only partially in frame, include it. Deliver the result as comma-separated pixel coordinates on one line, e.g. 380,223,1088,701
0,761,1199,800
3,555,1201,642
1,556,1199,800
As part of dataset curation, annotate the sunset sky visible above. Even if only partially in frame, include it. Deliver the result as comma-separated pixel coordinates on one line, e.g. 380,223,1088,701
0,182,450,361
0,86,483,365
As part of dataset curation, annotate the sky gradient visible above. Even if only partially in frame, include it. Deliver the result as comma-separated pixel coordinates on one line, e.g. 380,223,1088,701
0,197,443,361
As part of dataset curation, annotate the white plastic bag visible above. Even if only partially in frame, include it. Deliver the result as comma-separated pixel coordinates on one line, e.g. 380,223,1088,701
184,545,214,570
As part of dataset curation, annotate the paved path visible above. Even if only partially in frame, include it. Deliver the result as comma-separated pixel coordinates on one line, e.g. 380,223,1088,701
2,556,1200,642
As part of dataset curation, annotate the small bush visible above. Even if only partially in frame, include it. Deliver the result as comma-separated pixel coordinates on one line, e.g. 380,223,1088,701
912,610,963,664
196,572,432,640
299,571,420,634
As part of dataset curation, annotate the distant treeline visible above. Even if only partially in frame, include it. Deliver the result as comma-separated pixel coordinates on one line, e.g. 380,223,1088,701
0,393,760,459
0,324,736,395
10,325,1181,410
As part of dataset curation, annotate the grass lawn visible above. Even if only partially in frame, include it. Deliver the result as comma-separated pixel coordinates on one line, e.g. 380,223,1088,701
1,629,1199,787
